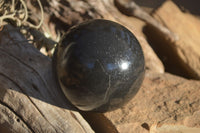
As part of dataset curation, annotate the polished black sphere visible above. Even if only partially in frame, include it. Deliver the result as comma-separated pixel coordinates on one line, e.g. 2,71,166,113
54,19,145,112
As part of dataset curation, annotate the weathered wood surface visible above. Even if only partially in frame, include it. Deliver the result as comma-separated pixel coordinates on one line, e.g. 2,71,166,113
36,0,164,73
1,0,200,132
152,1,200,79
104,71,200,133
0,25,94,133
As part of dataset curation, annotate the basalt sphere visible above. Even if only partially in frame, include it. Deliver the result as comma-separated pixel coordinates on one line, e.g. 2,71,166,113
54,19,145,112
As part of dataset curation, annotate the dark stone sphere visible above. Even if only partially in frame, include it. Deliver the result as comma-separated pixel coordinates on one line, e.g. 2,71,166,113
54,19,145,112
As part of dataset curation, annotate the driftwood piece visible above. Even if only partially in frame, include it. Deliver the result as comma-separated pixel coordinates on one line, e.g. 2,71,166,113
0,25,94,133
151,1,200,79
35,0,164,74
114,0,179,42
0,1,165,132
3,0,198,132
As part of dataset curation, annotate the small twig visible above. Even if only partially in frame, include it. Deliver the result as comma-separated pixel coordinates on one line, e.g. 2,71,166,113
29,28,57,50
115,0,179,42
11,0,15,12
0,0,53,54
0,25,4,31
19,0,28,23
25,0,44,29
0,0,43,29
0,12,16,25
0,0,4,8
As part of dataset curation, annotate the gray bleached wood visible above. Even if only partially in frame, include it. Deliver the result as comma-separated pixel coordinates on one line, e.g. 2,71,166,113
0,25,94,133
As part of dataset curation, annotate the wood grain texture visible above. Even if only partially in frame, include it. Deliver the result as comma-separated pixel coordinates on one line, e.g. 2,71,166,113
0,25,94,133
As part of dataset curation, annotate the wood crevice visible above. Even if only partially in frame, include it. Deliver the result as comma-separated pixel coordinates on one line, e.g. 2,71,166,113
0,100,35,133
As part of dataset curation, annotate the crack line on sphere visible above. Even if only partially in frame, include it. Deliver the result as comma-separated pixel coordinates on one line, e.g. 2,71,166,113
104,75,111,101
96,59,111,102
96,59,106,73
